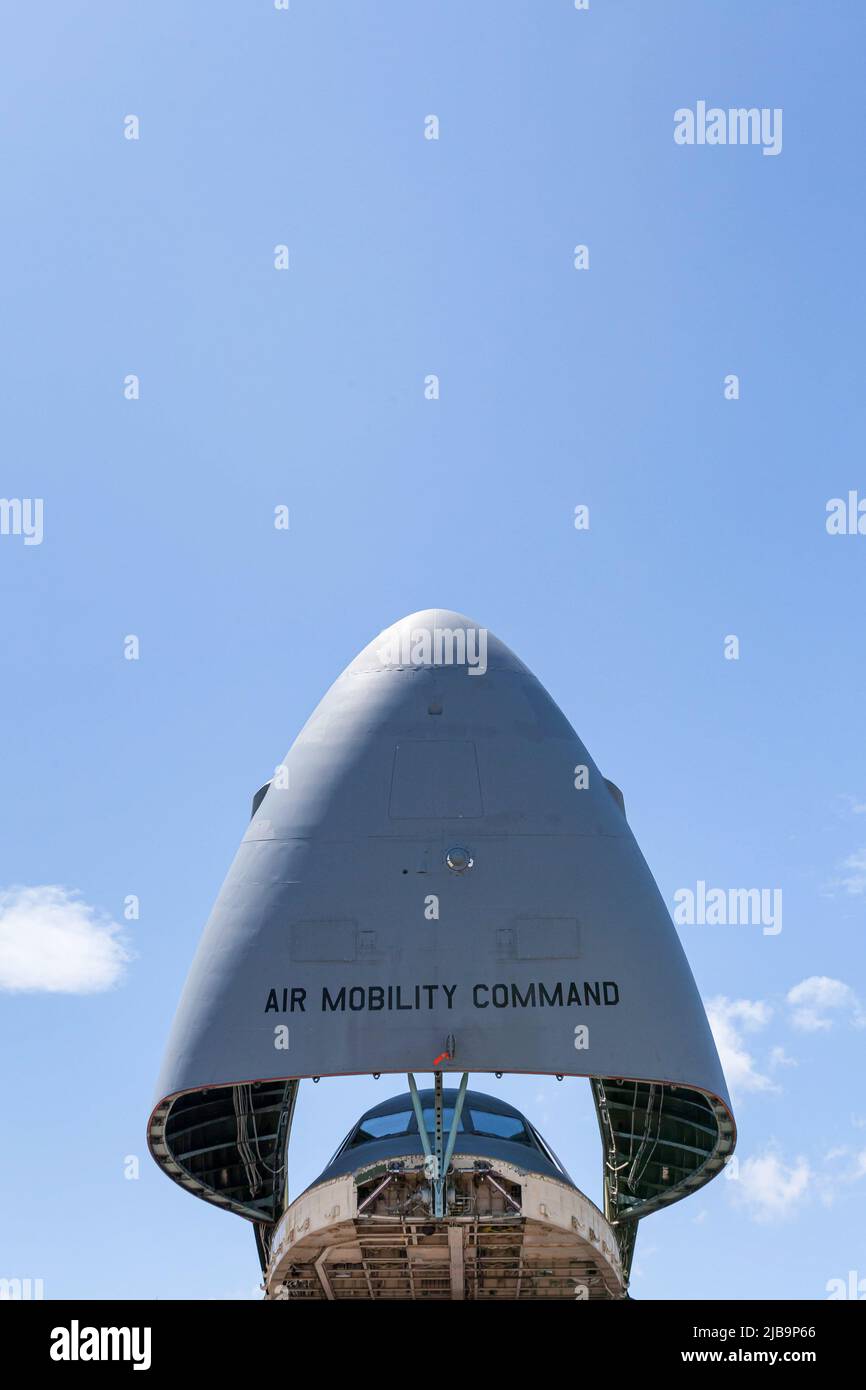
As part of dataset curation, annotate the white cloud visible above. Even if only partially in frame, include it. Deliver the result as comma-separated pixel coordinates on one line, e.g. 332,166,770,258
731,1152,812,1223
731,1137,866,1221
786,976,865,1032
0,885,131,993
769,1045,797,1070
706,996,775,1097
831,847,866,895
838,794,866,816
815,1147,866,1207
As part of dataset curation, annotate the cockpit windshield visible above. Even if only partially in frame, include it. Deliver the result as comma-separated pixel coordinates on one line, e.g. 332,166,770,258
342,1092,535,1153
351,1110,414,1143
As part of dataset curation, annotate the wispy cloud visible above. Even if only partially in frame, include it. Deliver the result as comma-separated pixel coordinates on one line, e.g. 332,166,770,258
830,847,866,896
731,1151,812,1223
0,885,131,993
706,997,776,1097
769,1045,797,1070
815,1147,866,1207
731,1135,866,1222
786,976,865,1032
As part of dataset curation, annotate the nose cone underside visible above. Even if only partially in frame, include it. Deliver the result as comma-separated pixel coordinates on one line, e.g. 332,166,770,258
149,609,735,1245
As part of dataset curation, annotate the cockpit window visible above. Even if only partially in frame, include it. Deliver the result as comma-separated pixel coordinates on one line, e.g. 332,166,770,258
349,1110,414,1144
469,1109,532,1145
341,1096,542,1156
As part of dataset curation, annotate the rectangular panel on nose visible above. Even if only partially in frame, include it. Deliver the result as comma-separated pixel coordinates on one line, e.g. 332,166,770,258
389,741,483,819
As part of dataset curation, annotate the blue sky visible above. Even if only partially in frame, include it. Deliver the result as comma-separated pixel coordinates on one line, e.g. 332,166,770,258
0,0,864,1300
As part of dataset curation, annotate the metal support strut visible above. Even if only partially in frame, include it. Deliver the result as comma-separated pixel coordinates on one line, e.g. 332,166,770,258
406,1070,469,1218
433,1072,444,1215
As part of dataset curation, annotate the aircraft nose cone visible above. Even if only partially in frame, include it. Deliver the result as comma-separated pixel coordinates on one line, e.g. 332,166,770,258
251,606,611,841
349,608,529,677
153,603,729,1099
150,607,734,1231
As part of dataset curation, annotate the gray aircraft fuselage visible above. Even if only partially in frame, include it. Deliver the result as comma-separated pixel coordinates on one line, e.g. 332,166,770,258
149,609,734,1230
